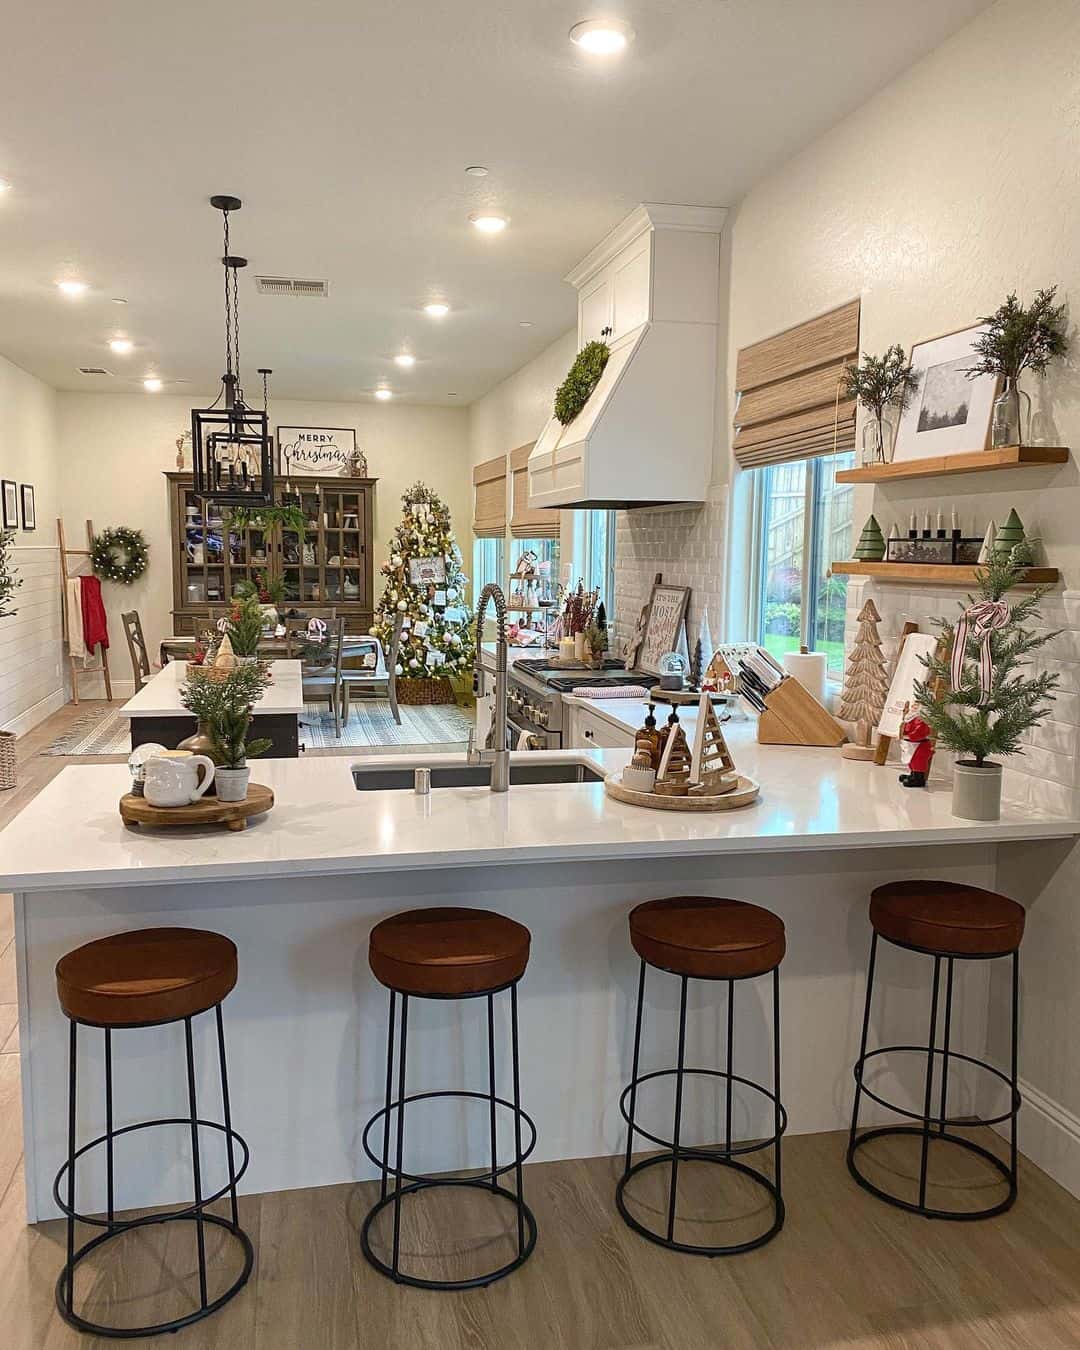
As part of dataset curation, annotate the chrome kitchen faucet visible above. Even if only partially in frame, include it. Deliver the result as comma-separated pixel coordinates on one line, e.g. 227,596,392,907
469,583,511,792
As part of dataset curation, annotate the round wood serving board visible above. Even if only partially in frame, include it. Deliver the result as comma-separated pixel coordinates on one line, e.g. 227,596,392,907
120,784,274,832
650,687,733,706
604,773,760,812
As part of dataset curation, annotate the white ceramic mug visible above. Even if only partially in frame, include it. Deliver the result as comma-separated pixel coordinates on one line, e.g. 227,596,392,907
143,755,216,808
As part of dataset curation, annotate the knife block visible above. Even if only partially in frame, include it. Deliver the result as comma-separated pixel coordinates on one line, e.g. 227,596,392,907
756,676,845,747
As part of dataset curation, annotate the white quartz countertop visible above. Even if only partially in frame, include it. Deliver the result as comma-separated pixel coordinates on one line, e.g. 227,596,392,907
3,721,1077,891
119,660,305,718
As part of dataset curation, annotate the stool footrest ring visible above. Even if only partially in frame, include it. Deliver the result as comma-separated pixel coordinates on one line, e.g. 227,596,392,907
852,1045,1020,1129
618,1068,787,1159
847,1125,1017,1220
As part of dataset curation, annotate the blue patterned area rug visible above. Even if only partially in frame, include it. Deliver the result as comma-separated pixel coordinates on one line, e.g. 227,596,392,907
44,701,474,756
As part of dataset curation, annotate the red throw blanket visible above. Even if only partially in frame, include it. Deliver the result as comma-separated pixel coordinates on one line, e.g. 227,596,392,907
79,575,110,651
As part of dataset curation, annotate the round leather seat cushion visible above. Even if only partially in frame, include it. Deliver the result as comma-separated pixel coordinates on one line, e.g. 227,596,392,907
629,896,785,980
870,880,1025,956
56,928,238,1026
369,907,531,996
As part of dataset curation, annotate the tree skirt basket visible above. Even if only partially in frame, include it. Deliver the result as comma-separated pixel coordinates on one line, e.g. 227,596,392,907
0,730,15,791
397,676,457,706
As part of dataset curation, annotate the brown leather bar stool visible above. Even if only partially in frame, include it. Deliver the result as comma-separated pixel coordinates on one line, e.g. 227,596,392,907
360,907,538,1289
848,880,1024,1219
53,927,253,1337
617,897,787,1255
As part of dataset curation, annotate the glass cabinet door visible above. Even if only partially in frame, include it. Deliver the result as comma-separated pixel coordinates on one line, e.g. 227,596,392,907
320,485,368,611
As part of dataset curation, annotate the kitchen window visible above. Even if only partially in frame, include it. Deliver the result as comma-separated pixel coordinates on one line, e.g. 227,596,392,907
750,450,854,677
569,510,616,616
472,536,504,596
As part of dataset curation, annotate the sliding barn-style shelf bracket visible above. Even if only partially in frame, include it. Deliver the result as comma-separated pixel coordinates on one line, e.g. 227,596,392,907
835,445,1069,485
830,561,1060,586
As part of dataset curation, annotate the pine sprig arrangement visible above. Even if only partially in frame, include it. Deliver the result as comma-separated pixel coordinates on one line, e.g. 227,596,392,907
0,530,22,620
914,553,1060,767
965,287,1068,382
843,345,920,420
181,662,273,768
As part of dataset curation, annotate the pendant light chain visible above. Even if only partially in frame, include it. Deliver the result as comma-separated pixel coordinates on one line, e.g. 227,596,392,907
222,207,233,381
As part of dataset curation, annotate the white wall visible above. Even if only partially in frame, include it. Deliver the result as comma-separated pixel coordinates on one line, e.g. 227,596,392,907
56,392,470,692
720,0,1080,1196
0,354,64,734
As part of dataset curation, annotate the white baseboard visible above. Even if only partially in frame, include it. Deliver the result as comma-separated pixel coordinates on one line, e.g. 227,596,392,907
2,686,66,737
67,677,135,701
1017,1076,1080,1199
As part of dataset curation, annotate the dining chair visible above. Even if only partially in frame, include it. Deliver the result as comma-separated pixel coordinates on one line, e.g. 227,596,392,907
286,617,346,737
341,613,404,726
120,611,153,693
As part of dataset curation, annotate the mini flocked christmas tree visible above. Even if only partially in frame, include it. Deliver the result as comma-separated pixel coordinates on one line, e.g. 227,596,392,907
992,508,1025,561
371,482,473,698
838,599,890,759
854,515,886,561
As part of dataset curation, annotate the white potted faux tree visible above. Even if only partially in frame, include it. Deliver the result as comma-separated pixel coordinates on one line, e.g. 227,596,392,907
914,554,1059,821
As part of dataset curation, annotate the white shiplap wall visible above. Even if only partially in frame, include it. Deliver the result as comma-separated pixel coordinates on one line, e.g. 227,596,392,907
0,545,65,735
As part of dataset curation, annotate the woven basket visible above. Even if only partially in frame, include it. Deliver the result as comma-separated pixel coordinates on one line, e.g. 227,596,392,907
397,676,456,706
186,662,230,683
0,730,15,792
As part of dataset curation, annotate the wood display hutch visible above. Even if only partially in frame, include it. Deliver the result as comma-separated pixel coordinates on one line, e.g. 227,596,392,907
167,472,377,635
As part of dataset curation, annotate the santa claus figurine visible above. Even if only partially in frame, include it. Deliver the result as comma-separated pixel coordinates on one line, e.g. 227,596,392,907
898,707,934,788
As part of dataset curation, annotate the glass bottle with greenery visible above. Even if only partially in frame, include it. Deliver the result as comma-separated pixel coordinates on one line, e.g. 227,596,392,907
965,288,1068,447
843,345,919,465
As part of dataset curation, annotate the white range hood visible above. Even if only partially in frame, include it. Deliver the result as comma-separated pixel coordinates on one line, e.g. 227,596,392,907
528,203,726,511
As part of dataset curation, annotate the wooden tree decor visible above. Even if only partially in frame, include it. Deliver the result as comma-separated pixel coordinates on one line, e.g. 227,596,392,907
654,723,693,796
690,694,737,793
839,599,890,761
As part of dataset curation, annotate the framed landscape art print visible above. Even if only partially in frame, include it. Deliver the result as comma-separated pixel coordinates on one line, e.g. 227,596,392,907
1,480,17,530
892,325,999,463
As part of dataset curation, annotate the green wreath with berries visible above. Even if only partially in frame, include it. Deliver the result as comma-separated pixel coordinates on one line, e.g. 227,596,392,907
554,339,610,425
91,526,149,584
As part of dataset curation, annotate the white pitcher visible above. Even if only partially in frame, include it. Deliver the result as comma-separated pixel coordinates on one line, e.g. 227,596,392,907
143,755,216,808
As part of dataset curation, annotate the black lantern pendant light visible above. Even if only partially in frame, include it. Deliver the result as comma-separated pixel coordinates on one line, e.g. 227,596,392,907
191,195,274,505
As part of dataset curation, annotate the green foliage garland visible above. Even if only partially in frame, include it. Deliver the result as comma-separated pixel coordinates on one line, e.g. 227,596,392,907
0,530,22,619
554,340,610,425
914,553,1060,767
91,527,149,585
228,503,307,537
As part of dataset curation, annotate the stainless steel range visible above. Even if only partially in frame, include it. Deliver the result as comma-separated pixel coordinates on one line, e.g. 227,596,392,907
507,658,649,749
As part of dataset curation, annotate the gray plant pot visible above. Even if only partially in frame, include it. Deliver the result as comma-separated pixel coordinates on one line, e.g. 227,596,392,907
951,760,1003,822
215,766,250,802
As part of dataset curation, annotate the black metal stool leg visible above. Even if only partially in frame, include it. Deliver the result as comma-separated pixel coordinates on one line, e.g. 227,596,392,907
104,1028,115,1232
390,993,409,1283
725,978,734,1154
848,932,878,1155
624,960,646,1175
379,990,396,1204
184,1015,209,1311
938,958,954,1137
773,966,783,1201
487,993,498,1190
510,982,526,1258
215,1003,240,1230
665,975,689,1244
917,956,942,1212
65,1019,77,1319
1010,951,1020,1184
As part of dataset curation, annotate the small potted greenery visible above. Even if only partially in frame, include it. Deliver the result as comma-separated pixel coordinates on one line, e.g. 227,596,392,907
181,662,272,801
843,345,919,465
914,553,1059,821
235,570,286,629
223,593,266,661
965,287,1068,446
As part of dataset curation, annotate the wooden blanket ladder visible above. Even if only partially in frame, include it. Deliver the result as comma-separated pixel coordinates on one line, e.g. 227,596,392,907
58,518,113,705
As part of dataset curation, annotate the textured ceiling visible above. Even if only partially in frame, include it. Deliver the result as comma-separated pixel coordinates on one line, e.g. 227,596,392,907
0,0,991,404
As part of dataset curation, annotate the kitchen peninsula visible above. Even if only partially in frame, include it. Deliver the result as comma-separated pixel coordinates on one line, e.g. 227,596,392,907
3,730,1077,1224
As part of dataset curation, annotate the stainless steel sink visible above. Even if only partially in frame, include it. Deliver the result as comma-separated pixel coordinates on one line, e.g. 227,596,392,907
352,760,605,791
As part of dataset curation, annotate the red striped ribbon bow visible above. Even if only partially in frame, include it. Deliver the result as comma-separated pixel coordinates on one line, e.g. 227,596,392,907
951,599,1009,702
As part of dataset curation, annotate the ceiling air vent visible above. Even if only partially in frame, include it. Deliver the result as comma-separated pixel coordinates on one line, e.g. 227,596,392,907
77,366,113,376
255,275,329,298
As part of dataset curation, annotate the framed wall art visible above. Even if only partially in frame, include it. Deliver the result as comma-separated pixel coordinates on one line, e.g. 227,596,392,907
892,325,999,463
638,581,690,676
1,480,17,530
277,426,357,477
408,555,447,586
19,484,35,531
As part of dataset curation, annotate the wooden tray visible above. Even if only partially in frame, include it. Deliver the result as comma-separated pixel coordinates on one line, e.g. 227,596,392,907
605,773,760,812
120,784,274,832
650,687,732,706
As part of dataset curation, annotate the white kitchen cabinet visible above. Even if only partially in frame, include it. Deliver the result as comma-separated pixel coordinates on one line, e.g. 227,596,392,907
567,703,636,751
574,228,651,349
579,272,613,346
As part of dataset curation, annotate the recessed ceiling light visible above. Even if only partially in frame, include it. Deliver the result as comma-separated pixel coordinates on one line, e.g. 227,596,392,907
424,302,450,318
519,320,534,328
569,19,635,53
469,212,508,234
56,279,88,297
447,393,458,398
111,297,128,305
143,377,163,392
465,165,489,177
374,387,393,401
0,179,11,194
394,353,416,368
109,338,134,355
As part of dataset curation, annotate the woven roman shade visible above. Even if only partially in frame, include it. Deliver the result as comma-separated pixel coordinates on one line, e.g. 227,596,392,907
473,455,507,537
509,443,560,539
733,299,861,469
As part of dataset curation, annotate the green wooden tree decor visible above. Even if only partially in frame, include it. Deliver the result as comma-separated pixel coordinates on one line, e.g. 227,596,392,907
992,508,1026,560
854,515,886,561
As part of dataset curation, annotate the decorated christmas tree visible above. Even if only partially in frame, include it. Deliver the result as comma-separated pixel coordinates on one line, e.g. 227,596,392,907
838,599,889,754
371,482,473,699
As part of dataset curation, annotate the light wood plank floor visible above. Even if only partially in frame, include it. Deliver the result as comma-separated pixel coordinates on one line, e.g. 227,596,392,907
3,705,1080,1347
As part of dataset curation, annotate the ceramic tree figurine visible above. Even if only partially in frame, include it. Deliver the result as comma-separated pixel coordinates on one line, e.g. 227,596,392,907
854,515,886,561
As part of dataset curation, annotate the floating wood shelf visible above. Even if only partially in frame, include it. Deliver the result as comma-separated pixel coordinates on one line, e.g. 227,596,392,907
831,561,1060,586
835,446,1069,485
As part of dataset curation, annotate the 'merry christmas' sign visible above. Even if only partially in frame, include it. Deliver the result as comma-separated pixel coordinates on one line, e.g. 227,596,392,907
277,426,357,476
